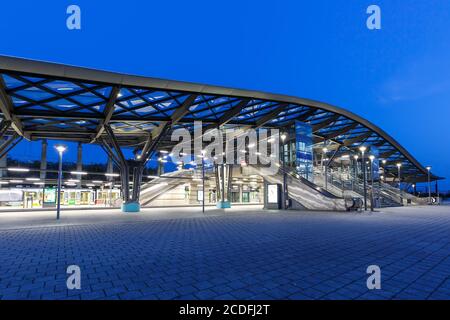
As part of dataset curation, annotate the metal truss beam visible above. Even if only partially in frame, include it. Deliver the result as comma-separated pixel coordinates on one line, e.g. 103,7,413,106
0,76,28,139
320,122,358,141
343,132,372,147
0,133,22,159
203,99,250,132
255,104,288,128
312,114,341,132
92,86,121,142
170,94,198,124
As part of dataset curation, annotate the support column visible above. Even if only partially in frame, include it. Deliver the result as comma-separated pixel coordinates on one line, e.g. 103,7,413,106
40,139,48,180
216,164,231,208
106,157,113,182
0,137,6,184
76,142,82,188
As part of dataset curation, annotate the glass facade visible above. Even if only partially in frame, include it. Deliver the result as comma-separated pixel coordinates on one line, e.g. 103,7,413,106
295,121,313,181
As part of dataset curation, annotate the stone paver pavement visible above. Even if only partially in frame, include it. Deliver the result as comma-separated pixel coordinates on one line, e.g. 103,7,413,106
0,205,449,300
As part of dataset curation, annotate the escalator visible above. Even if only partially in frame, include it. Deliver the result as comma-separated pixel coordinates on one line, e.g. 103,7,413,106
247,165,350,211
140,170,194,206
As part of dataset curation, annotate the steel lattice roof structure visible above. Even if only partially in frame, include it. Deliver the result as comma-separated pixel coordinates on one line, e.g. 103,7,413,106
0,55,440,183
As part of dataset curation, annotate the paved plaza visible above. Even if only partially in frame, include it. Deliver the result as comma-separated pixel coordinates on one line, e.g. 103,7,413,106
0,205,449,300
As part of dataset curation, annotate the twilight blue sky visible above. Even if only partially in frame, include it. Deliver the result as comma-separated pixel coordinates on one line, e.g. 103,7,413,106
1,0,449,190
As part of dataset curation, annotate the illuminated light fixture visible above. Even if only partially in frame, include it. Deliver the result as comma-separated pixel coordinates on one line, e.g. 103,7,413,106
8,168,30,172
359,146,367,153
148,175,159,179
65,183,77,186
267,138,275,143
248,143,256,148
136,155,142,160
369,155,375,161
10,179,24,183
159,150,169,154
322,147,328,153
0,181,9,185
396,163,402,168
68,179,80,183
117,92,123,98
426,166,431,171
255,152,261,156
382,159,387,164
353,155,359,160
92,180,103,183
71,171,87,175
341,154,350,159
55,145,67,154
169,153,174,157
160,159,168,163
34,182,45,185
280,133,287,141
86,184,95,187
26,178,40,181
105,173,120,177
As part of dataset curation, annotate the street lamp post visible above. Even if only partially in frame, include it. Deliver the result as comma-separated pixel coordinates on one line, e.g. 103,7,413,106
369,155,375,211
426,166,432,204
201,150,206,213
359,146,367,211
353,155,359,191
55,144,67,220
281,133,287,209
323,147,328,191
397,163,402,205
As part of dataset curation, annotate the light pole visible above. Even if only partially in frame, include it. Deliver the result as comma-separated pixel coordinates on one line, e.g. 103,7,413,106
353,155,359,191
55,144,67,220
359,146,367,211
426,166,432,204
397,163,402,205
201,150,206,213
281,133,287,209
369,155,375,211
323,147,328,190
381,160,386,183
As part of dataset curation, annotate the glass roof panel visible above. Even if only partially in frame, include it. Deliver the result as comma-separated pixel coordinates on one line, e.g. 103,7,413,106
2,74,26,89
14,87,55,101
42,80,82,93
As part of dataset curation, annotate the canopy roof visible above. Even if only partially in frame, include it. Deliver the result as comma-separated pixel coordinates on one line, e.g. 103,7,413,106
0,55,440,183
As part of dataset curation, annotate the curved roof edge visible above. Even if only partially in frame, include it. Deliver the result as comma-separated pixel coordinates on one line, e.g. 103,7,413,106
0,55,443,181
